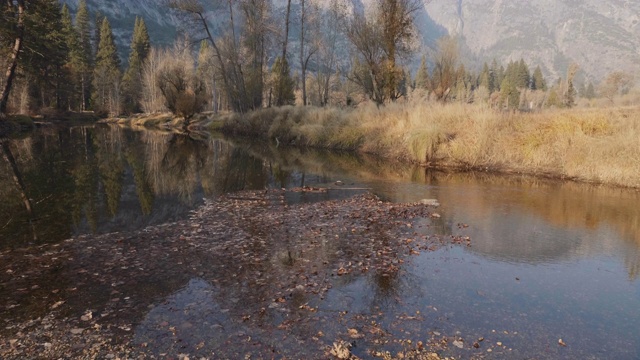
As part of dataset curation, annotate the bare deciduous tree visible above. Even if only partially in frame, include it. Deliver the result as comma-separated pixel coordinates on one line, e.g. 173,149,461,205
430,36,458,102
169,0,273,113
314,0,347,106
156,40,207,120
141,48,166,113
168,0,246,112
347,0,420,105
600,71,635,103
298,0,320,106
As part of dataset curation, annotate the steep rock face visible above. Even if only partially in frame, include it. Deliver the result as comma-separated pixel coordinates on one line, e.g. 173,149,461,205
61,0,183,52
61,0,639,81
419,0,640,81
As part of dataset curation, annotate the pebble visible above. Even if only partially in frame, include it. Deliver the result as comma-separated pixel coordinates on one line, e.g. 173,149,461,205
70,328,84,335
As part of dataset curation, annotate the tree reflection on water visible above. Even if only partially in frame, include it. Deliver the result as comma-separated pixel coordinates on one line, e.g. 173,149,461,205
1,125,640,280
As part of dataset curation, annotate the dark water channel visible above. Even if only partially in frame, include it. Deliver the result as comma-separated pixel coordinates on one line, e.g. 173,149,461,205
1,125,639,358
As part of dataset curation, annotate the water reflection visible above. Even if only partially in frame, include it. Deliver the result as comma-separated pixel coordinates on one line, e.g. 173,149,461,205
0,127,275,248
2,125,640,279
225,140,640,279
1,125,640,358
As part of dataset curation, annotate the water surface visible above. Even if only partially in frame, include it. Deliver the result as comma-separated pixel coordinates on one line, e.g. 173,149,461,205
1,125,639,358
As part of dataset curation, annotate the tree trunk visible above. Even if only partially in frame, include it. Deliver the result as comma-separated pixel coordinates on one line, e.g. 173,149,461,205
0,0,25,119
277,0,292,106
300,0,306,106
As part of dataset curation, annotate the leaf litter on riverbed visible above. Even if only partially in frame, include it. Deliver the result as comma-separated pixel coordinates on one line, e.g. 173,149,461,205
0,189,469,359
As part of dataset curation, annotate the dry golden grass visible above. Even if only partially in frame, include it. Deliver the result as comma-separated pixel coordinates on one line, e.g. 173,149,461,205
220,101,640,188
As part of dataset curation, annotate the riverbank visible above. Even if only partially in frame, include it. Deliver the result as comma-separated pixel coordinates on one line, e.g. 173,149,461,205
100,112,218,131
1,112,101,138
0,115,34,138
218,102,640,188
0,189,458,359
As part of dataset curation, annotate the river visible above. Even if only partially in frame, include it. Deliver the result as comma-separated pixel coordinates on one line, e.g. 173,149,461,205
1,125,639,358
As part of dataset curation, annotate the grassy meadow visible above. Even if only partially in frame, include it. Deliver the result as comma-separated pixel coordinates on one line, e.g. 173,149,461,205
219,101,640,188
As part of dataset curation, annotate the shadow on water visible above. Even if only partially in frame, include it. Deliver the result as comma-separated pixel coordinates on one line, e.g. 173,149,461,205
1,125,640,358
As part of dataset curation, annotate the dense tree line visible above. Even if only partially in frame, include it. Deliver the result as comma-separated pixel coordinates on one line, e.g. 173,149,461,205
0,0,150,118
1,0,635,120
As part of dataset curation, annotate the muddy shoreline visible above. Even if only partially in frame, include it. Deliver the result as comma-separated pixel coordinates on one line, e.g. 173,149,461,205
0,189,468,359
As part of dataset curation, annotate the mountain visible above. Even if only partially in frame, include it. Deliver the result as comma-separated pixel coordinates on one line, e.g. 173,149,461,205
60,0,640,82
418,0,640,82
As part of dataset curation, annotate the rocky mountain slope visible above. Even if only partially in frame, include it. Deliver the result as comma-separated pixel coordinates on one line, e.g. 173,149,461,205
60,0,640,82
420,0,640,82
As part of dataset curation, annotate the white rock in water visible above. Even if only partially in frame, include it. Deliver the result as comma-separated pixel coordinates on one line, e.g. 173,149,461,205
453,340,464,349
420,199,440,207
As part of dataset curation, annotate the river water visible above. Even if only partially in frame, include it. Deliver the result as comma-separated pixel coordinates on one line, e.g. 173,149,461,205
1,125,639,358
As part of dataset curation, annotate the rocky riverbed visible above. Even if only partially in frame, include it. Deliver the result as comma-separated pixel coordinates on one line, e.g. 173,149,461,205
0,189,467,359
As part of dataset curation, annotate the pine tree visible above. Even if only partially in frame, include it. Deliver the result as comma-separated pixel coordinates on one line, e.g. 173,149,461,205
414,56,429,90
122,17,151,114
500,77,520,110
271,57,295,106
23,0,68,110
75,0,93,111
531,66,546,91
92,18,121,116
563,63,579,108
489,59,499,93
1,0,71,115
479,62,490,91
94,11,105,55
61,4,79,110
497,65,505,90
516,59,530,89
132,17,150,61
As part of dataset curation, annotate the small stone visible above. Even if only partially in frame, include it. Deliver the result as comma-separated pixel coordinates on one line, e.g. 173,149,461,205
497,342,502,346
70,328,84,335
419,199,440,207
558,339,566,346
43,342,52,349
50,301,65,310
452,340,464,349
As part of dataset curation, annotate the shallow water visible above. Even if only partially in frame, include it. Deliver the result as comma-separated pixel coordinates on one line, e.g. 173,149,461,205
1,125,639,358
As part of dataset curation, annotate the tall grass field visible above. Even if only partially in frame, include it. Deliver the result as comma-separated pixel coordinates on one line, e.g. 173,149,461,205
219,101,640,188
